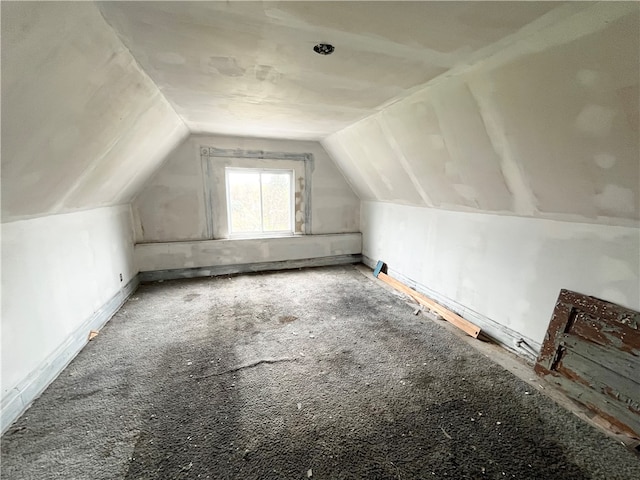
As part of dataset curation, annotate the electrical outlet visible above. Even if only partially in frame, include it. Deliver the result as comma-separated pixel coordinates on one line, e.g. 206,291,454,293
119,273,123,282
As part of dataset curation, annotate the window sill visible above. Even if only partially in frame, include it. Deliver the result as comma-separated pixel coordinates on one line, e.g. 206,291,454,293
225,232,301,241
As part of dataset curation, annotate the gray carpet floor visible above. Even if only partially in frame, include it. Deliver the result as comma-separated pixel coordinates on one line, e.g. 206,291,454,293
2,265,639,479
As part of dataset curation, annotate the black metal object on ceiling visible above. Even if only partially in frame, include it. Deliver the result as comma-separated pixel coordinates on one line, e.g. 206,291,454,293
313,43,335,55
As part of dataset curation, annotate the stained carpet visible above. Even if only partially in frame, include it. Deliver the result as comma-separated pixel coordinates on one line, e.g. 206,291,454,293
2,266,638,479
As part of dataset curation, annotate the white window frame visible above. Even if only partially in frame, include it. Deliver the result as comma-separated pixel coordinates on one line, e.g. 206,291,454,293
225,167,295,238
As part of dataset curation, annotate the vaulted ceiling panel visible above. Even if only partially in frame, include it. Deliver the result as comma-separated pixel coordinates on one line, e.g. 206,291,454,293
1,1,187,222
2,1,637,228
379,100,458,207
339,117,426,205
323,2,640,226
321,136,378,202
428,81,513,212
61,100,188,210
472,10,640,221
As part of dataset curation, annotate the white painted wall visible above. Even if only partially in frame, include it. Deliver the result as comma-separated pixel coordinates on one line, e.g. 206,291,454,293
133,134,360,243
1,206,136,428
362,201,640,349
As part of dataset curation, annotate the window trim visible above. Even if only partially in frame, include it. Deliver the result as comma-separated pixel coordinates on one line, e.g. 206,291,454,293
200,147,314,239
225,167,295,239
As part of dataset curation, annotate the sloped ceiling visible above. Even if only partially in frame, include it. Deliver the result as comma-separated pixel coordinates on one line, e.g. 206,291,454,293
2,1,638,226
323,2,640,225
1,1,189,222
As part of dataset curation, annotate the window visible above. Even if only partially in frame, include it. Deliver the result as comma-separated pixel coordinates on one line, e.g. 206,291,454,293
226,168,294,236
201,147,311,239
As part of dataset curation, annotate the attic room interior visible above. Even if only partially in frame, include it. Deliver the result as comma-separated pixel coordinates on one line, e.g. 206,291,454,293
1,1,639,478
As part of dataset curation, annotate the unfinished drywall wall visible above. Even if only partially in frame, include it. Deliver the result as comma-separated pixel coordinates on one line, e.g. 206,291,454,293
1,1,188,222
1,206,137,432
135,233,361,273
362,201,640,353
324,3,639,226
133,135,360,243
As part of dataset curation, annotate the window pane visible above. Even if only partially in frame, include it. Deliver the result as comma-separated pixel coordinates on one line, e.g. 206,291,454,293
261,172,291,232
228,171,261,233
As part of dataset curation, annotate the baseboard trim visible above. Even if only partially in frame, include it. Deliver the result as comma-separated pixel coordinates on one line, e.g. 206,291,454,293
362,255,541,362
139,254,362,282
1,275,140,435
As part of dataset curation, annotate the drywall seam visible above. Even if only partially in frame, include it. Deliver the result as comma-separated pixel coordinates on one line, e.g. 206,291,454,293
126,204,136,246
377,114,434,207
467,76,538,216
96,3,189,131
52,91,171,211
361,255,541,362
127,133,192,208
139,254,362,282
320,143,365,202
263,5,456,67
373,2,633,114
1,275,140,434
332,2,635,139
2,1,192,221
1,203,132,226
456,2,638,82
323,136,385,200
115,121,190,205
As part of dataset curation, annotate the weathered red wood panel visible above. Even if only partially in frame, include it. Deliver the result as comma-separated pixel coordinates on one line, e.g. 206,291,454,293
535,289,640,439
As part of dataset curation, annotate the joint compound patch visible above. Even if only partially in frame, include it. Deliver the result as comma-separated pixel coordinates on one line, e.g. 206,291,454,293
576,69,600,88
453,184,477,204
593,153,616,169
575,105,616,137
204,56,245,77
594,184,635,215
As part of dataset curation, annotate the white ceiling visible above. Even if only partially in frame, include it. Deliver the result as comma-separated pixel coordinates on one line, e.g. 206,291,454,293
98,1,560,139
321,2,639,224
7,1,634,225
1,1,189,221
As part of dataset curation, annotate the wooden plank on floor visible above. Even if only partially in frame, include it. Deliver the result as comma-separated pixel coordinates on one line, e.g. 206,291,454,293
377,272,481,338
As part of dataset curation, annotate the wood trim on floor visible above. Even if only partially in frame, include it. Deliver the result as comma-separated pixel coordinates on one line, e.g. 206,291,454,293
376,272,481,338
356,263,640,452
360,256,541,360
